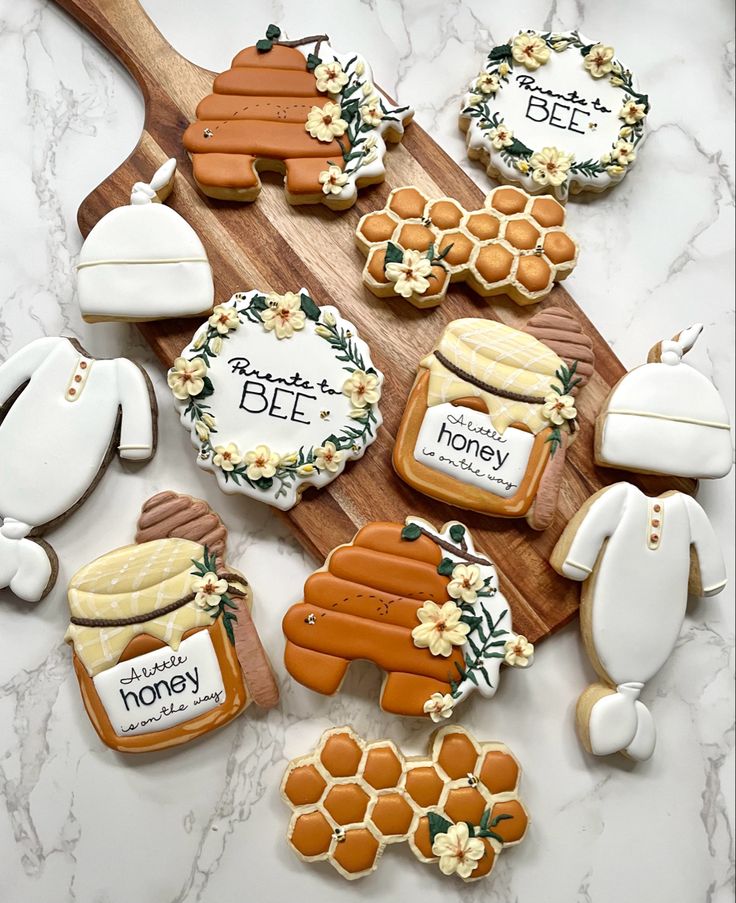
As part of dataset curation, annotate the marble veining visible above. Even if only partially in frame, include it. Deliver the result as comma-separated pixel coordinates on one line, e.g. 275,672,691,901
0,1,733,901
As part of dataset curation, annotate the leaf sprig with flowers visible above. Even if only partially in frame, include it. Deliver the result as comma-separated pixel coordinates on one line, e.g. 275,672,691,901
543,360,581,456
189,546,239,644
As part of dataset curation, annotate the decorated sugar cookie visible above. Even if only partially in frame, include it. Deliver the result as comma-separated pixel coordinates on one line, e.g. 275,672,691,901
77,159,214,323
183,25,413,210
169,290,383,510
282,725,528,881
355,185,578,308
596,324,733,479
393,311,594,530
65,491,279,753
0,337,156,603
460,30,649,200
283,517,533,717
551,483,727,761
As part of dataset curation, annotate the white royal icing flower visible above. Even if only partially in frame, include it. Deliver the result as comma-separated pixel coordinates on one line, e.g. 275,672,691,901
313,60,348,95
474,71,500,94
529,146,574,187
305,101,348,142
504,634,534,667
385,248,434,298
342,370,381,408
167,357,206,400
542,392,577,426
313,440,343,473
244,445,280,480
319,165,349,196
360,95,384,127
412,600,470,657
610,139,636,166
488,122,514,150
511,32,550,70
212,442,243,472
432,822,485,879
261,292,307,339
423,692,455,723
192,571,229,609
498,61,510,77
619,99,646,125
208,304,239,335
447,563,486,603
195,420,210,442
583,43,615,79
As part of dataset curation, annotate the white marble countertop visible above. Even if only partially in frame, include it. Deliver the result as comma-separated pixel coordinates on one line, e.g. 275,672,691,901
1,1,734,901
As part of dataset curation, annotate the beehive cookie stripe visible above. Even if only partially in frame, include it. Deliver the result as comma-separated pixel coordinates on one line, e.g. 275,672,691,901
328,545,450,602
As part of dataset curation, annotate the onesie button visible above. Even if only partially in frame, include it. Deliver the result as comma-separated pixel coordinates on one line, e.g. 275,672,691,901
68,388,76,396
653,504,661,513
80,361,88,369
74,375,82,382
650,534,659,543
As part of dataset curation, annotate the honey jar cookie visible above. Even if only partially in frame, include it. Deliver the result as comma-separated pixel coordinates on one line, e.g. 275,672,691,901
393,312,594,530
355,185,578,308
65,492,278,753
183,25,413,210
283,517,533,718
282,725,528,881
460,30,649,200
168,290,383,510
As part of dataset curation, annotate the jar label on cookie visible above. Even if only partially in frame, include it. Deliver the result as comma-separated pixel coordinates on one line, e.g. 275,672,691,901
414,406,534,498
93,632,226,737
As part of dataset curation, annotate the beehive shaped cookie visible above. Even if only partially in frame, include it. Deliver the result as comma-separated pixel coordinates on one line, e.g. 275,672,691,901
65,492,278,753
282,725,528,882
182,26,413,210
355,185,578,307
282,518,533,717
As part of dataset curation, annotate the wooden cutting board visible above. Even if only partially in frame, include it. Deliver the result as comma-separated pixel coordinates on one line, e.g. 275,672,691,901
55,0,690,644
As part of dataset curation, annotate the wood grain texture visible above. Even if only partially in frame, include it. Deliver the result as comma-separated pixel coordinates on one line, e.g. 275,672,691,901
54,0,693,644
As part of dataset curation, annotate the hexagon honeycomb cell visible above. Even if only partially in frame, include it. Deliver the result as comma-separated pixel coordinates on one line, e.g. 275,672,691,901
516,256,552,295
489,187,527,215
320,731,364,777
398,222,436,252
358,211,398,244
504,218,540,251
490,799,529,843
290,811,334,858
389,187,427,219
370,793,415,837
427,199,464,230
479,750,519,795
466,212,500,241
332,828,381,876
324,783,371,825
363,745,403,790
473,244,514,286
544,231,577,265
410,816,434,861
283,764,327,806
404,766,444,807
437,731,480,779
439,231,474,267
530,196,565,228
443,787,487,825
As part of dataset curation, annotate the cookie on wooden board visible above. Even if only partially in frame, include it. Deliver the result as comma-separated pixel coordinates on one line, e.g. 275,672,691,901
65,491,279,753
282,725,528,881
183,25,413,210
0,337,156,603
550,482,727,761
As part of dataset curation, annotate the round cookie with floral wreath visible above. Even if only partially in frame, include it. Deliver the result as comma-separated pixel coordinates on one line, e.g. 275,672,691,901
460,29,649,200
168,290,383,510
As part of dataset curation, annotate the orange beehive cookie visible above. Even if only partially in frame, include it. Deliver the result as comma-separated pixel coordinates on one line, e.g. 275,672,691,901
183,26,413,210
282,725,528,882
355,185,578,307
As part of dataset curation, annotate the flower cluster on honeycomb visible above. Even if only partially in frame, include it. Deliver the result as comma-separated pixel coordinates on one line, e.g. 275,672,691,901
281,725,528,882
355,185,578,308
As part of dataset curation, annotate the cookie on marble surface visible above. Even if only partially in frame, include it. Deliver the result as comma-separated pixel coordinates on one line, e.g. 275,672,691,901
355,185,578,308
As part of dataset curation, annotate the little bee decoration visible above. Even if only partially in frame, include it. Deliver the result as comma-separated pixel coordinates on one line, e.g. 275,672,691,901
393,310,595,530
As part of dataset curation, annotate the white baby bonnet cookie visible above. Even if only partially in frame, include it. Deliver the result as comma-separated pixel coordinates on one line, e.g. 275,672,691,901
77,159,214,323
596,324,732,479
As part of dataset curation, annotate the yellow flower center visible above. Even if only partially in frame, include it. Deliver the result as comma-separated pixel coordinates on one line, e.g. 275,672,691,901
255,454,267,466
203,580,217,593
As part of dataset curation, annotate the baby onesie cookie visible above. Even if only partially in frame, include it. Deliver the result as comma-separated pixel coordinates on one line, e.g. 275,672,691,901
355,185,578,308
0,337,156,603
168,290,383,510
393,313,594,530
596,324,733,479
282,517,533,717
65,491,279,753
77,159,214,323
460,30,649,200
183,26,413,210
282,725,528,882
551,483,727,761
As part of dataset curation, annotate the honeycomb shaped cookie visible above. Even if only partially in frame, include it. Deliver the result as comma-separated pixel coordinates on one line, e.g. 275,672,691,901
281,725,528,882
355,185,578,308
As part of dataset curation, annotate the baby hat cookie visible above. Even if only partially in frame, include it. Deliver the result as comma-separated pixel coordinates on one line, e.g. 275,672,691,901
77,159,214,323
596,324,732,479
282,725,528,881
0,337,156,603
65,491,279,753
283,517,533,718
551,483,727,761
355,185,578,308
183,26,413,210
169,290,383,510
460,30,649,200
393,312,594,530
